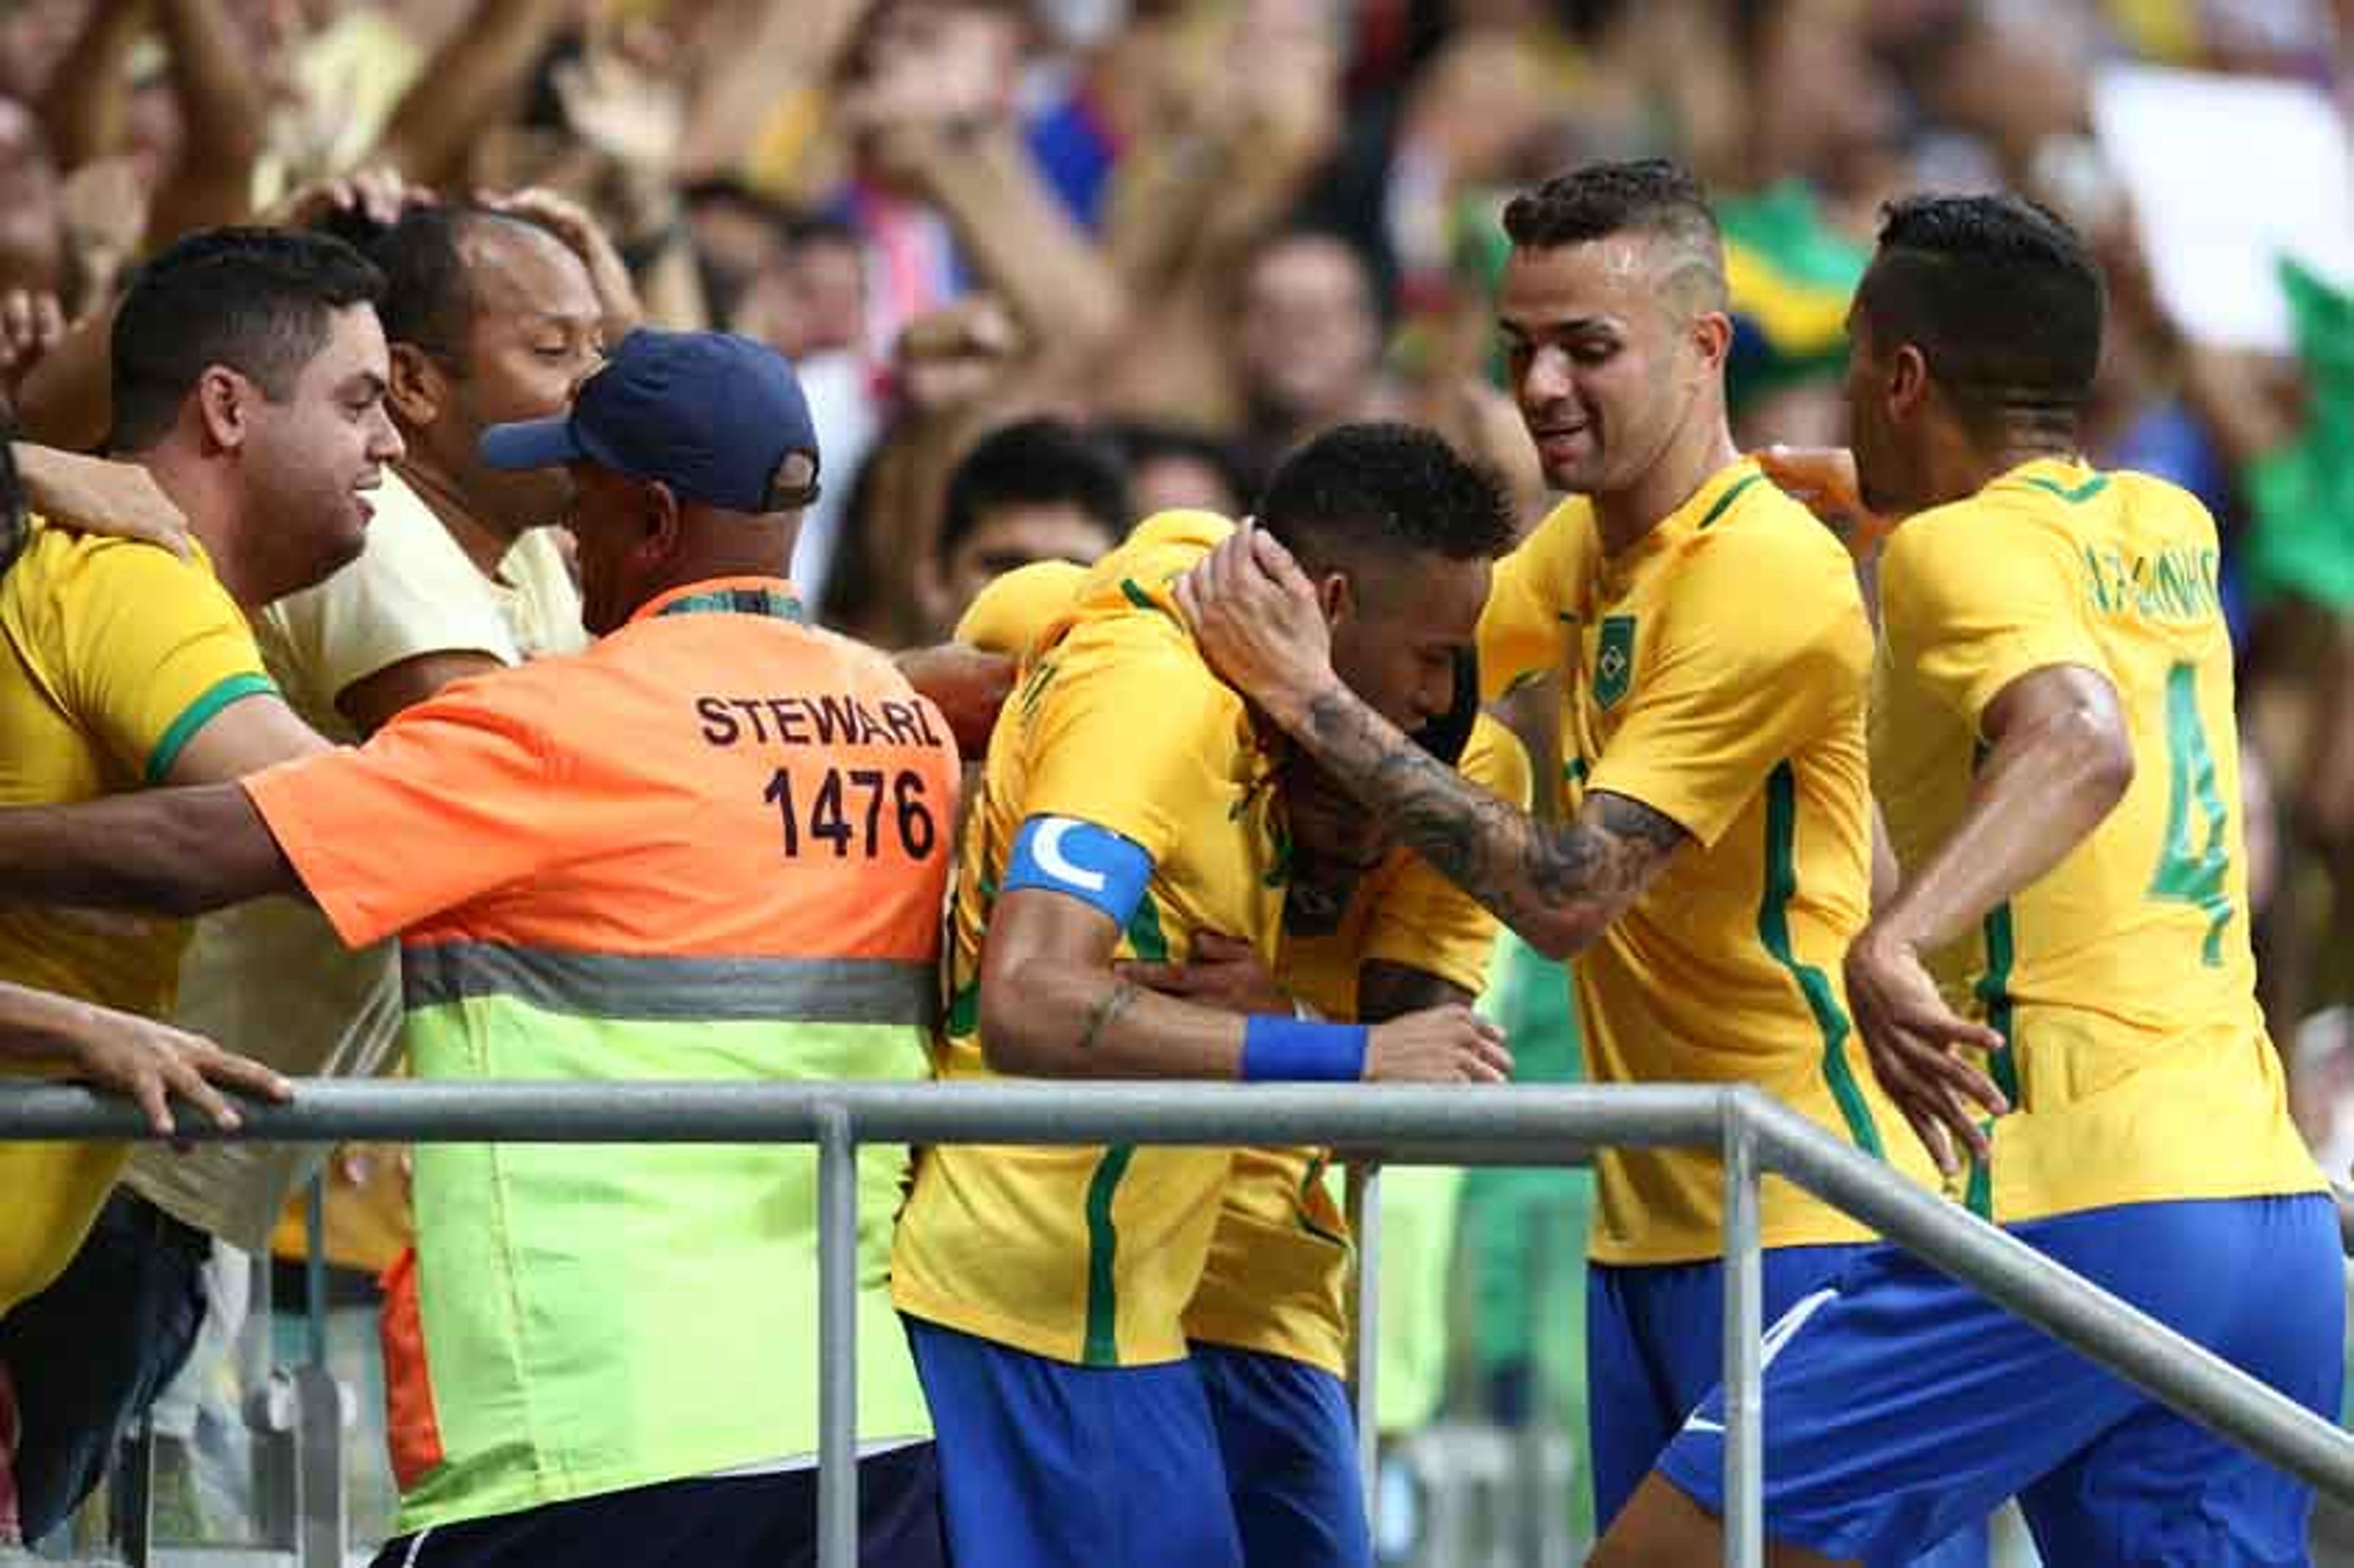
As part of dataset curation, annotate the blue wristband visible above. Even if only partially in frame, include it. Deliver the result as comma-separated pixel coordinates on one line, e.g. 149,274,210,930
1241,1014,1369,1083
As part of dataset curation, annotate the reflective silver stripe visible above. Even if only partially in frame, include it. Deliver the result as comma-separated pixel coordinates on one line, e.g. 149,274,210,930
402,942,937,1027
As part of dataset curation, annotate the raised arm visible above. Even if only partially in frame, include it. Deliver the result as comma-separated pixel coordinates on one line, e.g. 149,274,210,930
142,0,270,243
371,0,571,187
36,0,148,173
1178,525,1686,961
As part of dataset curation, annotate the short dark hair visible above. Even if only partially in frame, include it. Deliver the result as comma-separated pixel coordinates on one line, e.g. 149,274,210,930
314,203,555,374
1857,193,2105,433
1257,422,1516,577
110,226,386,451
939,417,1132,563
1501,158,1727,312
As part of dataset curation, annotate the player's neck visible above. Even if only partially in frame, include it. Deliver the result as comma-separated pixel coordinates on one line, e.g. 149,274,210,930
1939,421,2084,507
1592,418,1742,556
402,457,521,582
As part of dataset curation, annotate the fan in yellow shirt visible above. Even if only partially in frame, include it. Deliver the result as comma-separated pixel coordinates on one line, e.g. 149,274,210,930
0,227,400,1545
1602,196,2339,1568
1181,161,1952,1547
958,556,1532,1568
893,423,1517,1568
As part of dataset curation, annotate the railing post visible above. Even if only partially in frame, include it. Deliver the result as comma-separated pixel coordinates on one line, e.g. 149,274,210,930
1345,1160,1382,1517
296,1171,346,1568
817,1104,859,1568
1721,1100,1763,1568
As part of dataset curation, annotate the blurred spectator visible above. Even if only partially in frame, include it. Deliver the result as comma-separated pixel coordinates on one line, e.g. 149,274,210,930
0,97,63,299
1100,417,1254,519
921,414,1127,636
1233,227,1388,472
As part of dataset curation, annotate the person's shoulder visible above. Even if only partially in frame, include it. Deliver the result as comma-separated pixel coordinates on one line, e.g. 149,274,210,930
1883,473,2083,580
1678,476,1862,612
956,560,1087,657
2106,466,2222,541
4,517,240,633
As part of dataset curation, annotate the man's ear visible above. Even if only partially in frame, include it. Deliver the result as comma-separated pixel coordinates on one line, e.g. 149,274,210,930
193,366,251,452
1889,344,1931,421
386,342,446,429
1691,308,1734,375
1312,569,1352,627
636,478,684,565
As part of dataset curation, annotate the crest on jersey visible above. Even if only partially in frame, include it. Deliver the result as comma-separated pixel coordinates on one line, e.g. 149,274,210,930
1594,615,1637,709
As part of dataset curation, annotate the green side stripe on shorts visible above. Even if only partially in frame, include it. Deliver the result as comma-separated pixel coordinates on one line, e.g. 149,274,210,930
1081,1145,1135,1366
1758,761,1884,1158
1965,900,2022,1220
145,672,278,785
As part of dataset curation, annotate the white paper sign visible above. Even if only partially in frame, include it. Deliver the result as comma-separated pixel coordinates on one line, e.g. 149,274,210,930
2092,63,2354,352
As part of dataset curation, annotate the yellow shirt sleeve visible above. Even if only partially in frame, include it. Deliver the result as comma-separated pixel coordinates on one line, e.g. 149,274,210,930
1361,715,1533,993
1878,503,2112,731
1586,528,1871,850
1019,630,1244,862
1477,501,1587,702
27,534,275,784
953,561,1087,658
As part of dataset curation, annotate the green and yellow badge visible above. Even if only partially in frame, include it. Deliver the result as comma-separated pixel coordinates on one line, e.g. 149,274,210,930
1594,614,1637,709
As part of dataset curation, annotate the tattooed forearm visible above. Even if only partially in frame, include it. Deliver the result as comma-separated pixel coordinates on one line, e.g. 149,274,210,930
1076,980,1140,1052
1298,687,1686,955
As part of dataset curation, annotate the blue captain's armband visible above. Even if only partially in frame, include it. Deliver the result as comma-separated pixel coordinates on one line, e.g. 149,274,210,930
1004,815,1153,925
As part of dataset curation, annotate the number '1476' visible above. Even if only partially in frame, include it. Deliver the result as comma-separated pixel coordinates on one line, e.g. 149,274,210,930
763,767,937,859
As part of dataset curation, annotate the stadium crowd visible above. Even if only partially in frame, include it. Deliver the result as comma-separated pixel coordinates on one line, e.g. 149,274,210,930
0,0,2350,1565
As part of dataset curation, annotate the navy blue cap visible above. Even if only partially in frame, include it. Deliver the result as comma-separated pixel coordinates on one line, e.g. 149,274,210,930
479,329,821,513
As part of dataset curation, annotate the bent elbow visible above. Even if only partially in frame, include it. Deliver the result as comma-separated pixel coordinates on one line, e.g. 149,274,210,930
2066,708,2138,815
976,970,1054,1077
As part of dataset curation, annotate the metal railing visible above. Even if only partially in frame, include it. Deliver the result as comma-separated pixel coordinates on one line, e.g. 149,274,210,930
4,1078,2352,1568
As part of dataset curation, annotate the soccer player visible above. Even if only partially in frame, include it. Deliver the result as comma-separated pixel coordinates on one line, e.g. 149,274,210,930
1176,160,1965,1553
889,421,1518,1568
1588,194,2342,1566
958,561,1532,1568
1170,723,1531,1568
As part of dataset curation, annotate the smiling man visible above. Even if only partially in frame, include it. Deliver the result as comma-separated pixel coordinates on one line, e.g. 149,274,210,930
1179,162,1968,1561
0,224,400,1543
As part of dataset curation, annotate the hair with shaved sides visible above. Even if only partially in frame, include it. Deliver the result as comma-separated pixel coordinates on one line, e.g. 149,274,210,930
1501,158,1728,319
1856,192,2105,438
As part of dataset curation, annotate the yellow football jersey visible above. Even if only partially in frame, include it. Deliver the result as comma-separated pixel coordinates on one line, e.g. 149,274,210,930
1873,458,2322,1223
0,522,276,1309
893,512,1290,1367
1477,459,1941,1266
1183,715,1533,1374
954,558,1089,658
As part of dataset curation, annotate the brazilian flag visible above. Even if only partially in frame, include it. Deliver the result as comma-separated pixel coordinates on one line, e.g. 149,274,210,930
1718,180,1869,413
2245,257,2354,611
